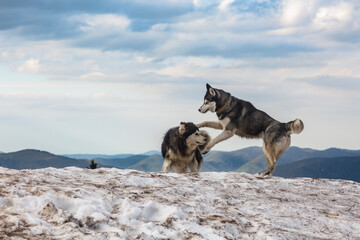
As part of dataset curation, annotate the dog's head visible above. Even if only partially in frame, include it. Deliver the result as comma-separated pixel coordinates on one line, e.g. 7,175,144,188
179,122,210,150
198,83,217,113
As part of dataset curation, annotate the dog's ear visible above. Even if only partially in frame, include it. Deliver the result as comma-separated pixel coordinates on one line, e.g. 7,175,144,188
179,122,186,135
206,83,216,96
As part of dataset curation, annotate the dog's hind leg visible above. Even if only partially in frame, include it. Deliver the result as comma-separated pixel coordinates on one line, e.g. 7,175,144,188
162,158,172,172
262,136,291,175
196,121,222,130
270,136,291,174
262,144,276,176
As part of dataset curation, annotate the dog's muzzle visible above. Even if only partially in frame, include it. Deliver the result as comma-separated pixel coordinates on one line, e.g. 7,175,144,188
198,105,208,113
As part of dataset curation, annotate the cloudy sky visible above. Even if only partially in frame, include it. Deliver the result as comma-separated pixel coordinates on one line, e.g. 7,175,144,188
0,0,359,154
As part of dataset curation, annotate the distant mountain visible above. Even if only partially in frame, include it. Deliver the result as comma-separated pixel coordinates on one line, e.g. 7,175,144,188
236,155,266,173
279,147,360,164
236,146,360,174
2,147,360,183
0,149,91,169
92,147,263,172
93,154,163,171
142,150,161,156
63,153,133,160
128,155,163,171
202,147,262,171
63,151,160,160
60,146,360,175
274,156,360,182
95,155,150,169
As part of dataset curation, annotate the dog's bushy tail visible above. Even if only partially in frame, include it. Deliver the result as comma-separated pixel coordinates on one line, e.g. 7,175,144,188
286,119,304,135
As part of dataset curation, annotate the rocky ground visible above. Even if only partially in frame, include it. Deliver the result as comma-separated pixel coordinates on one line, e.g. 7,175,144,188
0,167,359,239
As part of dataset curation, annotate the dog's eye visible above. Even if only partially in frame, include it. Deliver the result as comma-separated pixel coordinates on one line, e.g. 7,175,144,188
195,132,199,136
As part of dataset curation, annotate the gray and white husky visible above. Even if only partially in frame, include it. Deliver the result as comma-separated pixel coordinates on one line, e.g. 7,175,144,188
197,84,304,175
161,122,211,173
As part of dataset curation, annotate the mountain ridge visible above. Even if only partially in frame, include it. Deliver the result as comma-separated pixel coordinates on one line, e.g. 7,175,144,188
0,149,90,169
274,156,360,182
1,147,359,182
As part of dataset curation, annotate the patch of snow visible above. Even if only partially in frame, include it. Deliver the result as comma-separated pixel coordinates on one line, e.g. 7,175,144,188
0,167,359,239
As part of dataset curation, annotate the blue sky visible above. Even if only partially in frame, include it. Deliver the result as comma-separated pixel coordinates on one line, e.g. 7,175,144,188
0,0,359,154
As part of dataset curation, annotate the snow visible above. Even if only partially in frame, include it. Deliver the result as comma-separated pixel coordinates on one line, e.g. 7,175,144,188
0,167,359,240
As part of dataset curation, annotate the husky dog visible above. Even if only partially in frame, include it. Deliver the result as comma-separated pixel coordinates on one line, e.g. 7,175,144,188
197,84,304,175
161,122,211,173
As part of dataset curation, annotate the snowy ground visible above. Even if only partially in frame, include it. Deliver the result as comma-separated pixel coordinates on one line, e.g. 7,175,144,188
0,167,359,240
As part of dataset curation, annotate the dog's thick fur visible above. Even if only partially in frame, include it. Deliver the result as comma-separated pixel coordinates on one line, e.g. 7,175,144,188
197,84,304,175
161,122,211,173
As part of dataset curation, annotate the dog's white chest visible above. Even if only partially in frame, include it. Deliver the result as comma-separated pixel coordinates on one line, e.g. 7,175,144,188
219,117,230,129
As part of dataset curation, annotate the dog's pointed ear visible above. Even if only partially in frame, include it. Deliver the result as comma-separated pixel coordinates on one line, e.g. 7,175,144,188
179,122,186,135
206,83,216,96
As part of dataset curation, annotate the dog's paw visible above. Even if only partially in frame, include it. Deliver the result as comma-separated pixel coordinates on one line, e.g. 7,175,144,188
202,146,211,154
254,173,272,179
196,122,204,128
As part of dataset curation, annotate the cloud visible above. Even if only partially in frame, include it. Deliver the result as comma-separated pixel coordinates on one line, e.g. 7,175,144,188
1,0,360,153
74,14,131,31
0,0,194,35
288,75,360,90
313,2,360,41
4,0,353,61
218,0,235,12
278,0,360,43
92,91,111,99
80,72,107,81
17,58,40,73
280,0,317,26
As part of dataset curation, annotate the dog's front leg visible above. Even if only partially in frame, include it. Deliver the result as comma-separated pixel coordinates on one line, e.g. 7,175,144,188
162,159,172,172
189,161,200,173
202,130,235,154
196,121,222,130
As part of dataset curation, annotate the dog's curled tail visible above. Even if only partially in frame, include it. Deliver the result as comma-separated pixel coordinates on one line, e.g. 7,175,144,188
286,118,304,135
